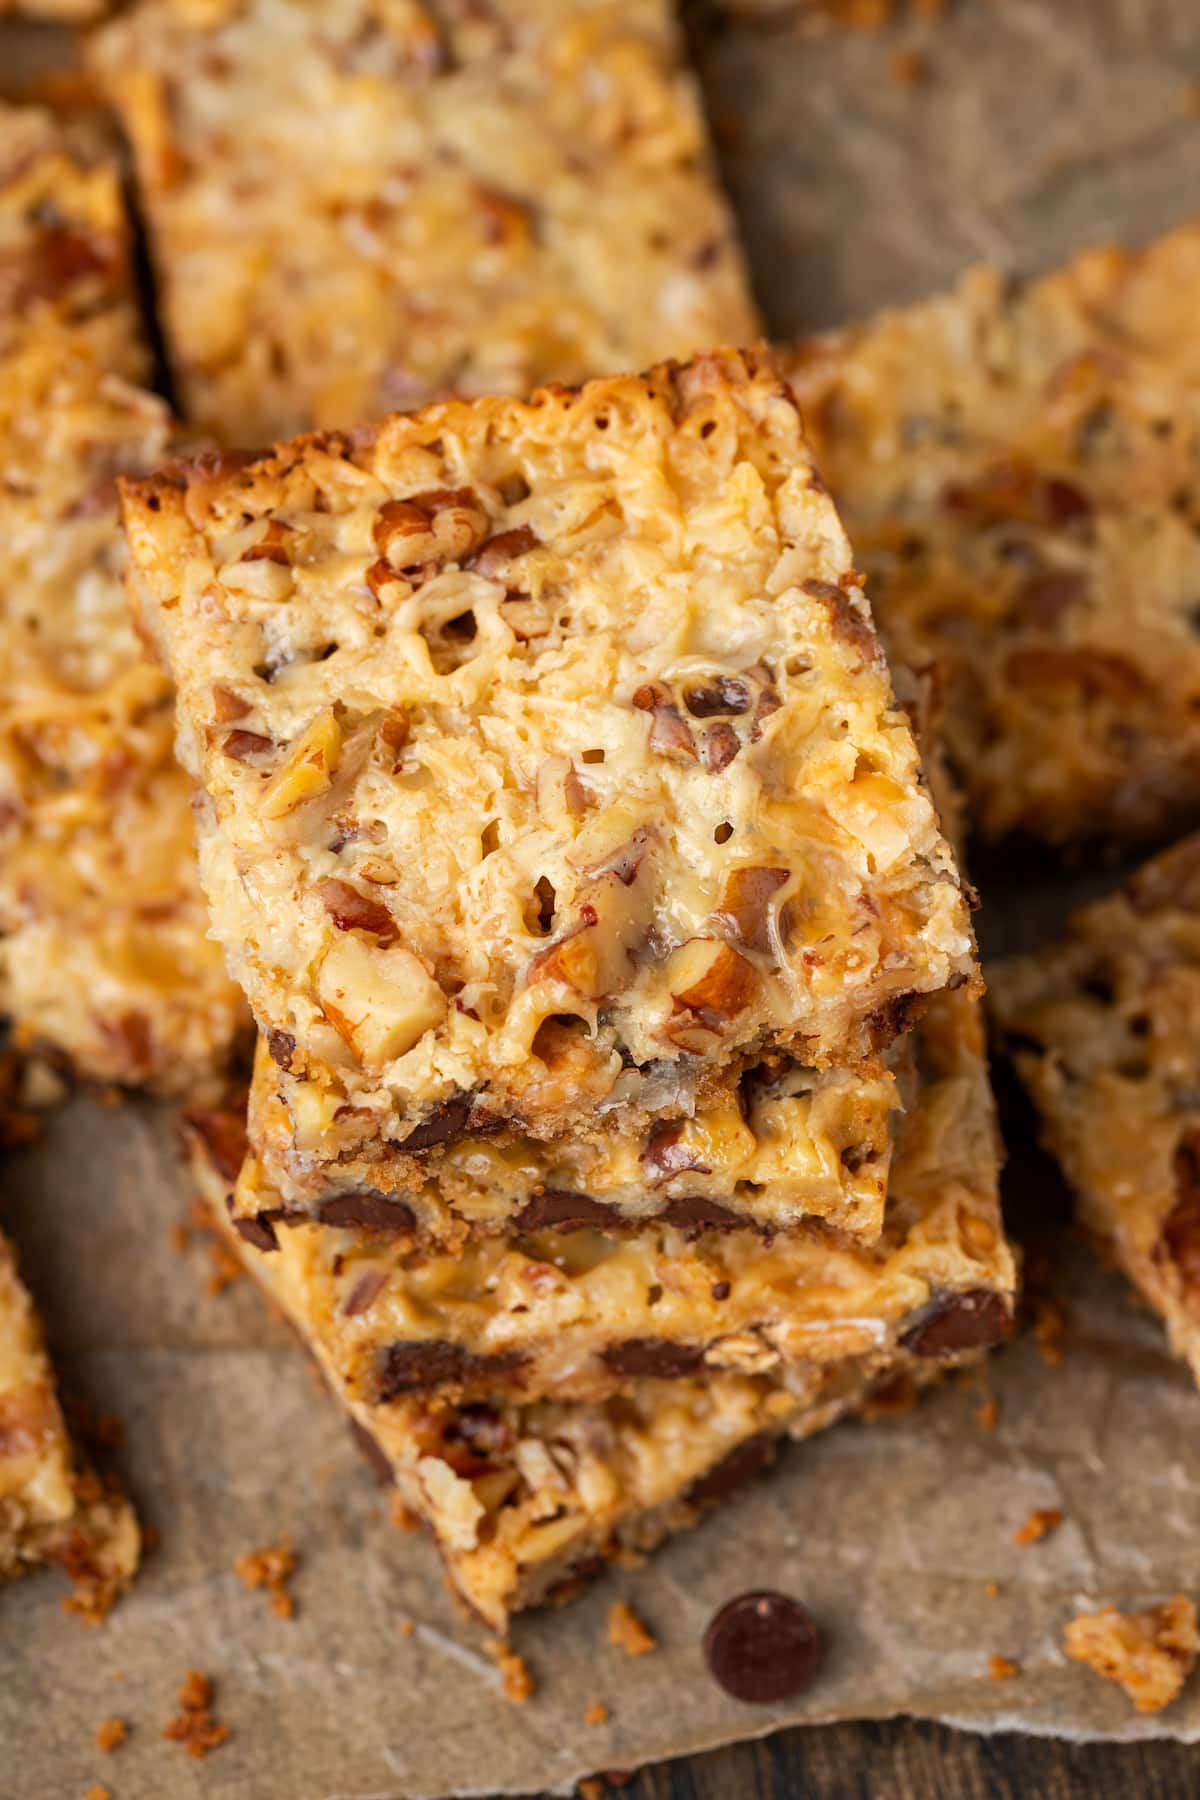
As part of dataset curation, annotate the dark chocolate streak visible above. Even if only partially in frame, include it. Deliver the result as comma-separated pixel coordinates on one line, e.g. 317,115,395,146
318,1189,416,1233
376,1340,527,1400
600,1339,706,1379
899,1287,1013,1357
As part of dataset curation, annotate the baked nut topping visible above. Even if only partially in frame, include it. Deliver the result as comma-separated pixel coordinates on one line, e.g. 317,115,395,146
992,831,1200,1384
90,0,760,442
785,223,1200,845
0,1231,139,1606
0,105,244,1093
122,349,976,1155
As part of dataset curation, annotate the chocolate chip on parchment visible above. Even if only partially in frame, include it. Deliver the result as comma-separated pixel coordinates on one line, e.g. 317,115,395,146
600,1339,705,1379
703,1591,823,1704
318,1190,416,1233
514,1190,612,1232
899,1288,1013,1357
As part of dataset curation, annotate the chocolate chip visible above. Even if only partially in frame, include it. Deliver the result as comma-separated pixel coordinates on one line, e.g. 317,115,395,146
899,1288,1013,1357
600,1339,705,1379
318,1190,416,1233
348,1419,394,1486
659,1195,742,1235
377,1340,525,1400
395,1093,476,1152
267,1029,296,1072
686,1433,774,1506
225,1197,283,1253
513,1190,613,1231
703,1591,823,1704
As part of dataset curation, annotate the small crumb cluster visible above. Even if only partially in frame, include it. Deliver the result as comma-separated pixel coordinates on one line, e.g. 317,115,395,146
1064,1597,1200,1715
234,1540,299,1620
163,1669,230,1759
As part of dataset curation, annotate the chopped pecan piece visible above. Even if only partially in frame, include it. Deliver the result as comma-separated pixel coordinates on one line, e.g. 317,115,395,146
633,682,698,761
470,525,539,581
373,488,490,573
716,867,790,954
317,879,399,945
683,675,752,718
666,939,756,1019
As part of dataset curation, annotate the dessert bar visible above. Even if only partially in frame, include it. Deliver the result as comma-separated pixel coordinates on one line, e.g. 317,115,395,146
991,834,1200,1383
0,1230,139,1611
123,349,976,1158
0,106,244,1093
785,224,1200,845
91,0,759,442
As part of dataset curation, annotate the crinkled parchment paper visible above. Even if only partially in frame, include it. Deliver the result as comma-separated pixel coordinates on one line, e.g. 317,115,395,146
4,3,1200,1794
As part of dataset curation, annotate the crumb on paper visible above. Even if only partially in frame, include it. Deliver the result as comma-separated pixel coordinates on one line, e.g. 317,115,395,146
984,1581,1000,1600
584,1701,609,1728
988,1654,1019,1681
607,1600,657,1657
398,1618,415,1638
1014,1506,1064,1547
58,1505,131,1625
85,1786,110,1800
487,1639,534,1704
234,1540,298,1619
163,1669,230,1759
94,1717,127,1753
1064,1597,1199,1715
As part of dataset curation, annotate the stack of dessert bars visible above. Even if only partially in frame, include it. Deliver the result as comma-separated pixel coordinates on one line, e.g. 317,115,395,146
0,0,1021,1628
125,348,1014,1631
88,0,1015,1632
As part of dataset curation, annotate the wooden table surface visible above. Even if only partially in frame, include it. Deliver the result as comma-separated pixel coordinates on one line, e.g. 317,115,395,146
548,1717,1197,1798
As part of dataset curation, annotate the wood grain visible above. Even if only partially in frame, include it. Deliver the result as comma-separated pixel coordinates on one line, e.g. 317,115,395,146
588,1720,1197,1799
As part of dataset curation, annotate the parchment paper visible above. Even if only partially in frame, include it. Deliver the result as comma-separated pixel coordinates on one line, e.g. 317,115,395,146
5,2,1200,1794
